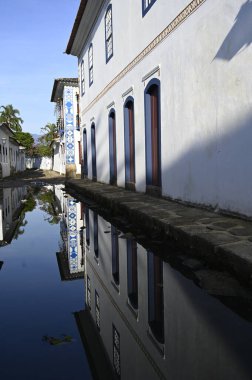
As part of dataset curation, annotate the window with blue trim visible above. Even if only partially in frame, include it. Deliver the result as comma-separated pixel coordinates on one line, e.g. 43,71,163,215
105,5,113,62
142,0,157,16
80,59,85,95
88,44,93,86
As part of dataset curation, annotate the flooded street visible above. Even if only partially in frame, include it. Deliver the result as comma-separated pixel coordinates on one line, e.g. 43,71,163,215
1,185,252,380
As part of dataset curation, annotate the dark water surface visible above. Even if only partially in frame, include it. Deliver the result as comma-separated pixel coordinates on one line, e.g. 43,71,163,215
1,185,252,380
0,186,92,380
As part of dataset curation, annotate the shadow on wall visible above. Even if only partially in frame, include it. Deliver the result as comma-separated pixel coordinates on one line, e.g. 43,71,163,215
162,110,252,216
214,0,252,61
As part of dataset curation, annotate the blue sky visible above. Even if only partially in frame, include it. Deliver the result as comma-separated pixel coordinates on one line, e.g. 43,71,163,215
0,0,80,135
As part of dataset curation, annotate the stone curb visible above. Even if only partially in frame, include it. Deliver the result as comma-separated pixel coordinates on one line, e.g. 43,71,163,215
65,178,252,286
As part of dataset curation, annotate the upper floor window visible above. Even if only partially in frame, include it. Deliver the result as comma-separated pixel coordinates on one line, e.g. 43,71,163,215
80,59,85,95
105,4,113,62
142,0,157,16
88,44,93,86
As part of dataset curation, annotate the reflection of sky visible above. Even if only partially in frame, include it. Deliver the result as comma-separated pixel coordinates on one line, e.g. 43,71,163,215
0,200,92,379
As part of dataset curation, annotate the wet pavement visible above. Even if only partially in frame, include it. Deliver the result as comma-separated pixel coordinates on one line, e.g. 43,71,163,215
66,178,252,287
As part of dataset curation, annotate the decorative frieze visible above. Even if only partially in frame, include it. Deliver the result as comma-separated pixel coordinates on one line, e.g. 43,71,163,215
82,0,206,117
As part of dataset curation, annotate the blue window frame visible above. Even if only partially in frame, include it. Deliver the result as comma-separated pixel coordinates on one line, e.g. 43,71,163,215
142,0,157,16
80,59,85,96
88,43,93,86
105,4,113,62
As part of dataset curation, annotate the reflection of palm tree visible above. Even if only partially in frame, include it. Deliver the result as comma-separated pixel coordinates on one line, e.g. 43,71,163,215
0,104,23,132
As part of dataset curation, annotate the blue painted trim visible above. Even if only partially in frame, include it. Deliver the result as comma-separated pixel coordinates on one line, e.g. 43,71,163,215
144,78,162,187
105,4,113,63
88,43,93,87
142,0,157,17
91,123,97,180
123,96,135,185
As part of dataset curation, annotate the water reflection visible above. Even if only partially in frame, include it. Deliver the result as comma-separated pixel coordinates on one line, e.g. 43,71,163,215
0,187,27,246
74,203,252,380
55,185,84,280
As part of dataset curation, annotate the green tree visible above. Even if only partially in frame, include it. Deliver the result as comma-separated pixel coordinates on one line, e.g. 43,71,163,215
0,104,23,132
36,122,57,157
14,131,34,152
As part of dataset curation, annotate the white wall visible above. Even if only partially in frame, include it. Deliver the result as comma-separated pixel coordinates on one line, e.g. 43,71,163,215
77,0,252,217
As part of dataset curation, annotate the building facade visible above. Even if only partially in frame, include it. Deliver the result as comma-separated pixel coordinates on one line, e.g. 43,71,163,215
51,78,82,177
0,123,25,178
66,0,252,217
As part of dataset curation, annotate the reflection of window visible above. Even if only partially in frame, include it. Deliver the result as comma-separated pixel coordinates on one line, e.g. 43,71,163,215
127,239,138,309
105,5,113,62
111,225,119,285
147,250,164,344
87,275,91,309
85,207,90,246
113,324,120,378
142,0,157,16
95,290,100,331
88,43,93,86
94,212,98,258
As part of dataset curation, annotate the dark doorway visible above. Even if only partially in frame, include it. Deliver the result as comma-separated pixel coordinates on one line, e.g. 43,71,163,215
109,110,117,185
144,79,161,196
124,97,135,191
83,129,88,177
91,123,97,181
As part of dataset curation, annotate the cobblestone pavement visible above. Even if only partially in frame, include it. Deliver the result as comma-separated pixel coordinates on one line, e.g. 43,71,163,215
66,178,252,287
0,169,65,188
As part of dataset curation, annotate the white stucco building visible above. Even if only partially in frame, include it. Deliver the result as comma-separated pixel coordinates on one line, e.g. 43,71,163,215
0,123,25,178
66,0,252,217
50,78,81,177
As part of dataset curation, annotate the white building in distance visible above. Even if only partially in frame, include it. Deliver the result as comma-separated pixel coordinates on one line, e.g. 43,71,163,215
0,123,25,178
66,0,252,217
50,78,81,177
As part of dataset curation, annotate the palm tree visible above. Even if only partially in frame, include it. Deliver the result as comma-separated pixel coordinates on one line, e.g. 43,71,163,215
0,104,23,132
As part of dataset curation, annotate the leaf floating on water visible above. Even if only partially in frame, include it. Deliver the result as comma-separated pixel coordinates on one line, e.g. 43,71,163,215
42,334,73,346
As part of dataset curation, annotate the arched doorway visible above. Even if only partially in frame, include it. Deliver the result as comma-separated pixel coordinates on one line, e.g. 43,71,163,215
144,79,161,195
108,109,117,185
83,128,88,177
91,123,97,181
124,97,135,190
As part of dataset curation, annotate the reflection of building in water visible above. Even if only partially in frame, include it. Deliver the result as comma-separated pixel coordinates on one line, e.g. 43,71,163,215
75,208,252,380
0,187,27,246
55,186,84,280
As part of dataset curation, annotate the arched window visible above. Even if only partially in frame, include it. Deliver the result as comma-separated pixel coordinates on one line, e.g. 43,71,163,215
124,97,135,190
88,43,93,86
80,59,85,95
105,4,113,62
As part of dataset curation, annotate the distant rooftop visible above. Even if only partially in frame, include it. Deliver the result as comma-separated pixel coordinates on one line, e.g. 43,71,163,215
51,78,79,102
